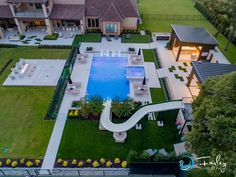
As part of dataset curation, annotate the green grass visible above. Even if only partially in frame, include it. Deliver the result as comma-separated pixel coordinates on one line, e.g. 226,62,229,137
0,47,70,158
187,169,230,177
142,49,156,62
58,111,179,159
122,34,151,43
73,33,101,47
138,0,236,64
150,88,166,103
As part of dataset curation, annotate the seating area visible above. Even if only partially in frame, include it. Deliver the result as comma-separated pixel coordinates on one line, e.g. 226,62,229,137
76,54,88,64
133,83,149,96
130,54,143,65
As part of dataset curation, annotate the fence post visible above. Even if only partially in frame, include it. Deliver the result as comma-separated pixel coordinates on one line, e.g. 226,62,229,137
0,169,6,176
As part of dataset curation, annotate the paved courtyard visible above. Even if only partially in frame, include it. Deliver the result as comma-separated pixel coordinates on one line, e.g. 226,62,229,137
3,59,66,86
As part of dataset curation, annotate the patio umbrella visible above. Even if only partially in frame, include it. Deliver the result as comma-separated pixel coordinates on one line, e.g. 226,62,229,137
69,76,73,84
142,76,146,85
138,48,141,55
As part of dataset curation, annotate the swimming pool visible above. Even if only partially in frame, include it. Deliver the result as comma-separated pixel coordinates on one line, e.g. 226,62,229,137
87,57,130,99
126,66,145,79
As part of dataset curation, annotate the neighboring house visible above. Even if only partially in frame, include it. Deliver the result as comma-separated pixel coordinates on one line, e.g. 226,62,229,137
0,0,140,38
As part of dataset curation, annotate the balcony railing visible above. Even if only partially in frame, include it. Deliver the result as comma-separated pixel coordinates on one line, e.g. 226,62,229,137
15,10,45,18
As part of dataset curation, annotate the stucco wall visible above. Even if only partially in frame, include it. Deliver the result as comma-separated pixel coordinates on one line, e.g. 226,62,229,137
53,0,85,5
122,17,137,29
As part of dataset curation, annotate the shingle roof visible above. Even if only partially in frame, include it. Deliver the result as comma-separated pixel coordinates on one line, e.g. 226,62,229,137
7,0,48,3
85,0,139,19
172,24,218,46
0,6,13,18
49,4,85,20
99,0,125,21
192,61,236,83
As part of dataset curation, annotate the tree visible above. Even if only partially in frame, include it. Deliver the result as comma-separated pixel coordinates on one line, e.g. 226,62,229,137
224,0,236,51
186,72,236,176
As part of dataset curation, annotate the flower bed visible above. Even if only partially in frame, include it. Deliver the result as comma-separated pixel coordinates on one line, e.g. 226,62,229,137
55,158,128,168
43,33,59,40
0,159,42,168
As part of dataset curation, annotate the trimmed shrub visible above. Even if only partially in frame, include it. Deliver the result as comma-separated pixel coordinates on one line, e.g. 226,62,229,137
106,161,112,167
0,161,2,167
44,33,59,40
11,161,18,168
92,161,99,168
6,159,11,165
86,159,92,163
26,161,33,167
72,159,77,165
38,45,72,49
78,161,84,167
121,161,128,168
100,158,106,164
35,160,41,166
19,34,26,40
0,44,18,48
57,158,63,164
20,159,25,164
114,158,121,164
126,150,138,162
62,161,68,167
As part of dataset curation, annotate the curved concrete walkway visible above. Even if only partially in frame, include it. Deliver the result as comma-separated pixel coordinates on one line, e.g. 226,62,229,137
100,100,185,132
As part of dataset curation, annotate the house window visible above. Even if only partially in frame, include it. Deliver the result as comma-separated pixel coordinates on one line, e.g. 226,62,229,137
105,23,118,33
87,18,99,28
35,3,42,9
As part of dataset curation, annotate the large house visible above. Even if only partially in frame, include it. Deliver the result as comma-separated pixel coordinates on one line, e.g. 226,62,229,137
0,0,140,38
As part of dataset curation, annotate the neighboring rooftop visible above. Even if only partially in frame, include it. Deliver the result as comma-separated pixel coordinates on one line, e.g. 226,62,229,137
49,4,85,20
171,24,218,46
192,62,236,83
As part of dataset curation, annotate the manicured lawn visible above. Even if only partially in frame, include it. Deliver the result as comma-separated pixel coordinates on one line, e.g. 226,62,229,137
0,47,70,158
138,0,236,64
73,33,102,47
58,110,179,159
150,88,166,103
187,169,230,177
142,49,156,62
122,34,151,43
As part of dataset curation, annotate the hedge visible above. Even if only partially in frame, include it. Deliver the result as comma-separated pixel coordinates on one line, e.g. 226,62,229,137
38,45,72,49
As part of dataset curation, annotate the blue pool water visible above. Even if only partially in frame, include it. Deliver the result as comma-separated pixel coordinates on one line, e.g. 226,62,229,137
87,57,130,99
126,66,145,78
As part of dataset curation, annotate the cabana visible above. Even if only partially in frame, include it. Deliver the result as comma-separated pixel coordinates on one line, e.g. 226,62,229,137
170,25,218,61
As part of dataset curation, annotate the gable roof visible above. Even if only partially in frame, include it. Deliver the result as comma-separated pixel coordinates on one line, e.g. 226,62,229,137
85,0,139,19
172,24,218,46
49,4,85,20
0,5,13,18
192,62,236,83
99,0,125,21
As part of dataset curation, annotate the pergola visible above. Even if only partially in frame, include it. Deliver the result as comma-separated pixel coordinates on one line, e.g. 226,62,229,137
187,61,236,86
170,25,218,61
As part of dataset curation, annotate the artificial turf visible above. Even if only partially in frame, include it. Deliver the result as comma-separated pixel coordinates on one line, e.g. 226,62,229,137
0,47,70,158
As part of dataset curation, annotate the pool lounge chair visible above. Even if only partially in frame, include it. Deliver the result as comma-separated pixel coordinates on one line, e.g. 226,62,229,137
69,82,82,88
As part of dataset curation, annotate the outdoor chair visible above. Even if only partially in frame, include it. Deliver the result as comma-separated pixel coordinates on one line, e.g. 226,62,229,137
106,35,112,41
69,82,82,88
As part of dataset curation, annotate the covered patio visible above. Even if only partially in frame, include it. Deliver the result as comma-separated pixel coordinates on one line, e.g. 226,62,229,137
170,25,218,61
187,61,236,97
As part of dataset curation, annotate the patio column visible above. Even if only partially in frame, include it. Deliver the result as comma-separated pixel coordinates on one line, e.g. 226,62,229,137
176,46,182,62
186,69,194,87
0,27,5,39
41,4,48,17
80,20,85,34
9,4,24,34
9,4,16,17
45,18,53,35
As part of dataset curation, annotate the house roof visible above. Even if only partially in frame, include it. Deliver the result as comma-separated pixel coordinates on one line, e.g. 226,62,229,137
172,24,218,46
99,0,125,21
7,0,48,3
192,61,236,83
85,0,139,19
49,4,85,20
0,5,13,18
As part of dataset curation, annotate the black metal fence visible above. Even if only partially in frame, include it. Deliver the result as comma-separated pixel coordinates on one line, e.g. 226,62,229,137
141,13,205,21
44,46,78,119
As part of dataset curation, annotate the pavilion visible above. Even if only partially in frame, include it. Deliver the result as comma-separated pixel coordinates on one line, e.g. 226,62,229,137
170,25,218,61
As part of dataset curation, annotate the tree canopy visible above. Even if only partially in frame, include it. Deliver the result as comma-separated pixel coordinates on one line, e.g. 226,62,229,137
186,71,236,176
